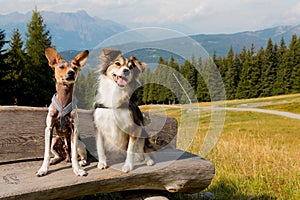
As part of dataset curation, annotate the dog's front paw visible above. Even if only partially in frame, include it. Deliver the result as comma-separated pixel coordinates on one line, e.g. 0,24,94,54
79,160,88,167
74,168,87,176
97,162,108,170
146,158,154,166
36,169,48,177
122,163,133,173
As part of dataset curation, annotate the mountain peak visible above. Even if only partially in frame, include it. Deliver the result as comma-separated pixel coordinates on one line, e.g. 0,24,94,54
0,10,127,51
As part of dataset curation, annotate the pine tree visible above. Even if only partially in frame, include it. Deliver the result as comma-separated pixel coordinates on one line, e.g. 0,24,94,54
24,8,54,106
204,57,224,101
180,58,198,103
141,68,152,104
76,73,86,108
158,63,168,103
224,46,239,99
0,29,8,105
5,29,27,105
165,56,180,104
260,38,277,97
75,70,97,109
290,35,300,93
283,35,297,93
273,37,287,95
236,50,251,99
196,56,210,101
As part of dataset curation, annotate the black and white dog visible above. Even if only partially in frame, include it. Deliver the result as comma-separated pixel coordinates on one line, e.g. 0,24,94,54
93,48,154,172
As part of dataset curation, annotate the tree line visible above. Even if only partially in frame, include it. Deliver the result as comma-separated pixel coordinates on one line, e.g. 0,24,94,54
135,35,300,105
0,9,54,106
76,34,300,109
1,9,300,108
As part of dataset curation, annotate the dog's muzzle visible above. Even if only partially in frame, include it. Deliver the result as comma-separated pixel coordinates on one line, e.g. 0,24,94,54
112,67,130,87
66,70,75,81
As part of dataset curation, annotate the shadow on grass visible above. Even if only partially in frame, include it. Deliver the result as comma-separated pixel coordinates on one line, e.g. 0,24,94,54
208,179,277,200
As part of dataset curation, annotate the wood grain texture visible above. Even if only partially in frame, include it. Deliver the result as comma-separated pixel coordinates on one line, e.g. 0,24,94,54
0,107,48,163
0,107,178,163
0,149,214,199
0,106,214,199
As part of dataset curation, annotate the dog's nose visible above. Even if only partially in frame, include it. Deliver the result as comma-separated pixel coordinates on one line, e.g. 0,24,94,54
67,70,75,80
67,70,75,76
123,68,130,76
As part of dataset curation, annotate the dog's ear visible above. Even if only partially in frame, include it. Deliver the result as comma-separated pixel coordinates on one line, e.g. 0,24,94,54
100,48,122,62
45,47,62,68
73,50,89,69
130,56,146,72
99,48,122,73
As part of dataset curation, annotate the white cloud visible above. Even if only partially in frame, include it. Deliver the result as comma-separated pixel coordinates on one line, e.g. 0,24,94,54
0,0,300,34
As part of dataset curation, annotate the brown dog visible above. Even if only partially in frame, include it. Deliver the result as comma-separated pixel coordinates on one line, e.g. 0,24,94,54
36,47,88,176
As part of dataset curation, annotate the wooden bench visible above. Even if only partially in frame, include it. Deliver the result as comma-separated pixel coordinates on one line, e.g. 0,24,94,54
0,106,215,199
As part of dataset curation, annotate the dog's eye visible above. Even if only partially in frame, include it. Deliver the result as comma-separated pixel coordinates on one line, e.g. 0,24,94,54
128,62,133,69
73,66,78,71
115,62,121,66
58,64,65,69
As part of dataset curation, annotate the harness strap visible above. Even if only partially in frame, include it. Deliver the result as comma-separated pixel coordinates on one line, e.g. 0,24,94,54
52,94,76,130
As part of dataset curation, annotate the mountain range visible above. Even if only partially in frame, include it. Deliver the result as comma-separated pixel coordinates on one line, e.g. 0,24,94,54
1,10,300,58
0,10,127,51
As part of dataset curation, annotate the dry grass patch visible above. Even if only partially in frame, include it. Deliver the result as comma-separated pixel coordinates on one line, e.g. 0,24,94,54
141,103,300,200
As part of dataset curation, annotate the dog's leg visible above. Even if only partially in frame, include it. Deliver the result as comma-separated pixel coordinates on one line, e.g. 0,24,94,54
71,118,87,176
62,137,71,162
136,138,154,166
36,115,52,177
144,153,154,166
95,127,107,169
50,136,63,164
77,140,87,166
122,135,137,173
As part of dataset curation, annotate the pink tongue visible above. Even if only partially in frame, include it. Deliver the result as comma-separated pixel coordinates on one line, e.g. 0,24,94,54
116,76,127,86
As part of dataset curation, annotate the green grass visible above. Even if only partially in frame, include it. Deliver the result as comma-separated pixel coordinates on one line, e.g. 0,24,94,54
205,112,300,200
140,94,300,200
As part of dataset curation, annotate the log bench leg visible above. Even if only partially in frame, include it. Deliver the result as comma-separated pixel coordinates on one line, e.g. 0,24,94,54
98,190,170,200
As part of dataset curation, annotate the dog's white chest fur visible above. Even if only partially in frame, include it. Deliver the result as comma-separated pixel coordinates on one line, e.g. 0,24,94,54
94,108,139,150
94,76,141,150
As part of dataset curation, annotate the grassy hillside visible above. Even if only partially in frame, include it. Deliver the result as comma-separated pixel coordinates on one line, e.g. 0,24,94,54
140,94,300,199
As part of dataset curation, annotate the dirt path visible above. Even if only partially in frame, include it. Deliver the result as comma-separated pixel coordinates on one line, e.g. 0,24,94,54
216,107,300,120
143,103,300,120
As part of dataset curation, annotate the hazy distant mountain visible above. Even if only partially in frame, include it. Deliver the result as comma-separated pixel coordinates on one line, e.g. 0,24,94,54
1,10,300,58
0,10,127,51
61,25,300,69
191,25,300,56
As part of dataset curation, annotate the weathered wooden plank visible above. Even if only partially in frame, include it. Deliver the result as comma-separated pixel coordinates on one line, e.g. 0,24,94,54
0,149,215,200
0,107,47,163
0,106,215,199
0,107,178,163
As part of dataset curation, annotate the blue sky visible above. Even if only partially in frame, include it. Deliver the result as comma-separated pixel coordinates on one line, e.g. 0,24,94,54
1,0,300,34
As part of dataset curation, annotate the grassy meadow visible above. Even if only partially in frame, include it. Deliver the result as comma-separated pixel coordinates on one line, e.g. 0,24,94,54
140,94,300,200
